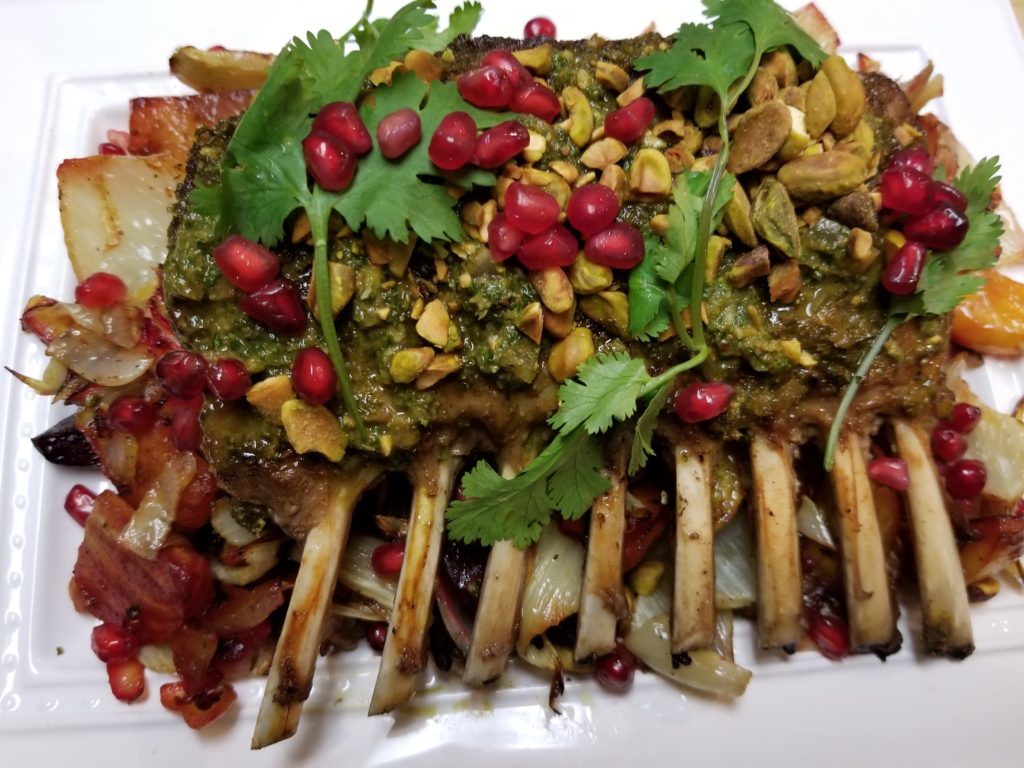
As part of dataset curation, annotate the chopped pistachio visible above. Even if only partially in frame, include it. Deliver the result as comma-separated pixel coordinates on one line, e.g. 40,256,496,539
516,301,544,344
596,60,630,91
389,347,435,384
563,86,594,148
627,148,672,200
548,327,596,382
415,353,462,390
512,44,552,74
629,560,665,596
728,245,771,288
246,375,295,425
416,299,451,348
281,400,347,462
569,251,613,295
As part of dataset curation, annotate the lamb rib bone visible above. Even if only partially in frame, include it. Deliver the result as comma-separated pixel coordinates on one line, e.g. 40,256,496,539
463,443,535,686
670,431,717,653
892,419,974,659
574,435,630,663
829,433,900,655
750,430,804,651
251,461,383,749
368,433,469,714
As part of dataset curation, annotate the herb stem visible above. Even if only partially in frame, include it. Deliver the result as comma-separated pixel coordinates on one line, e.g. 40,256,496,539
340,0,376,45
309,196,367,438
823,314,903,470
667,294,697,350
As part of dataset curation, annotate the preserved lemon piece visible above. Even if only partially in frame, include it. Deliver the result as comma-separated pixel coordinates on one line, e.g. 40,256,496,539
951,270,1024,355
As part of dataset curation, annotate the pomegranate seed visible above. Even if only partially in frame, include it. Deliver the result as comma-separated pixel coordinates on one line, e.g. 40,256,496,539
584,223,645,269
880,167,933,216
556,514,588,542
457,66,514,109
881,240,926,296
208,45,227,52
929,180,968,214
472,120,530,168
291,347,337,405
524,16,556,39
106,396,158,433
481,50,532,89
75,272,127,308
931,424,967,463
945,459,986,499
156,351,208,398
505,181,560,235
949,402,982,434
376,107,422,160
91,623,138,663
904,203,968,250
567,184,620,237
99,142,126,156
673,380,734,423
595,648,635,693
206,358,251,401
428,111,478,171
367,622,388,652
64,484,96,526
603,97,656,144
807,610,850,661
213,234,280,293
311,101,372,156
516,224,577,270
887,146,934,176
302,130,357,191
371,541,405,579
238,278,307,335
107,657,145,702
487,212,526,262
171,407,203,452
509,82,561,122
867,457,910,491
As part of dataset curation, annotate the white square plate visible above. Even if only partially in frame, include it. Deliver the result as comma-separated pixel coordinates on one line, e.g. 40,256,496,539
2,1,1024,765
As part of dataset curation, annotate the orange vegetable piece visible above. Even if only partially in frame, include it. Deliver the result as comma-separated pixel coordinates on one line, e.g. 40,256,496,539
951,270,1024,355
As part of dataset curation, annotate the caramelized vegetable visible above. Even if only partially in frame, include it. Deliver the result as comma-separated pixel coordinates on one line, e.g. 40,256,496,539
951,270,1024,355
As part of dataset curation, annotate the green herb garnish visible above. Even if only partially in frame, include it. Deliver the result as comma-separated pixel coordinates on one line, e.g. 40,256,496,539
823,157,1004,468
194,0,484,433
446,0,827,547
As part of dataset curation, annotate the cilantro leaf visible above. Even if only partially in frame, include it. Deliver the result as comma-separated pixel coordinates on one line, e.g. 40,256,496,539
549,352,651,435
446,430,611,548
629,384,670,474
703,0,827,68
548,433,614,520
635,21,754,101
628,235,672,341
416,1,483,51
334,72,508,242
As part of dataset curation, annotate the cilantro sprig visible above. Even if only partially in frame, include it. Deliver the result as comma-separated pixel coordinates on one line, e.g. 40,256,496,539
446,0,828,548
822,158,1004,469
194,0,484,432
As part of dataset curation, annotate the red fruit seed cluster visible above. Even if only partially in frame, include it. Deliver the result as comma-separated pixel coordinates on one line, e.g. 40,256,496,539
879,147,970,296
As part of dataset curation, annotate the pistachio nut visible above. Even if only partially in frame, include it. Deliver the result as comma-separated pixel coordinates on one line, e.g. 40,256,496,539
746,66,779,105
723,182,757,247
760,49,798,87
649,214,669,236
550,160,579,184
596,60,630,92
752,178,801,259
414,353,462,390
543,301,576,339
706,235,731,282
416,299,451,348
281,400,347,462
530,268,575,314
776,105,811,162
581,137,628,169
246,375,295,425
804,70,836,139
780,85,807,111
569,252,613,294
516,301,544,344
579,291,629,338
727,100,792,174
524,130,547,163
513,44,552,74
598,164,627,202
728,245,771,288
693,86,720,129
309,261,356,320
616,77,646,107
820,55,865,138
777,151,869,202
390,347,436,384
846,227,879,267
827,190,878,232
627,148,672,200
665,141,694,173
835,119,874,162
563,86,594,148
548,327,596,383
